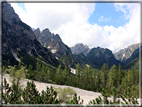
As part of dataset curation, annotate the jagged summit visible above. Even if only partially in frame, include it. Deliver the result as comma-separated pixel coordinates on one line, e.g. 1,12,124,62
2,2,59,67
3,3,21,25
34,28,80,68
71,43,90,56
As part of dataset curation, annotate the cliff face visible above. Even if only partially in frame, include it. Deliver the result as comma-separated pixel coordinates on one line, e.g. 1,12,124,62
34,28,72,57
2,3,59,67
123,45,142,69
114,43,140,64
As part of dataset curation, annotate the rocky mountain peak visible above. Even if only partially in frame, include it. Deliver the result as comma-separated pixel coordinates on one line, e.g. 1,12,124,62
3,3,36,41
41,28,51,37
71,43,90,56
34,28,40,39
2,2,58,67
33,28,79,68
3,3,21,25
52,34,62,42
34,28,71,56
114,43,140,63
42,28,50,33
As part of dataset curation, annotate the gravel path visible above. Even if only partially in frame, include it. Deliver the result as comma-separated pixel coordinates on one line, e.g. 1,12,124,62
2,74,141,105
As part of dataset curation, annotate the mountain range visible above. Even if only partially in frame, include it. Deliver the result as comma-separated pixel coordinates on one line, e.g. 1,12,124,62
71,42,141,68
2,2,141,71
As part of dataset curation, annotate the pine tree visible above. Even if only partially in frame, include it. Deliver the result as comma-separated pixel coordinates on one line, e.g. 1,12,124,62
109,64,118,89
92,68,96,91
56,64,62,84
132,69,135,85
47,68,50,81
75,64,81,87
101,63,107,88
63,66,67,79
2,78,22,104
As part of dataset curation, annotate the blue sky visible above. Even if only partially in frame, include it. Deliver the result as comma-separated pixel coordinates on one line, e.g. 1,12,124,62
88,3,129,28
17,3,27,12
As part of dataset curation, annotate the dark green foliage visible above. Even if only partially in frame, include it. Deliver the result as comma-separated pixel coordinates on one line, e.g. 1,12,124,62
120,87,139,104
68,93,83,104
40,86,59,104
101,89,109,104
75,53,97,68
89,87,138,105
22,81,59,104
31,49,38,57
3,60,139,104
124,54,140,70
2,78,86,105
16,50,38,69
22,81,41,104
2,78,23,104
2,79,60,104
59,54,77,68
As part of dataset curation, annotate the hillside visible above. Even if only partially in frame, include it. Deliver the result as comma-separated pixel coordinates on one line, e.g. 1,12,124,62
123,46,142,70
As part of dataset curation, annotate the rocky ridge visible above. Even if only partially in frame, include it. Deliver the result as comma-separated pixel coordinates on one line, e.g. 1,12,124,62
71,43,90,56
34,28,80,68
114,43,140,64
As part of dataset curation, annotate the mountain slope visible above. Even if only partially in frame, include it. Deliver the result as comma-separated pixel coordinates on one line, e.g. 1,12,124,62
75,53,98,68
34,28,80,68
123,45,142,70
87,47,122,67
2,3,59,68
114,43,140,64
71,43,90,56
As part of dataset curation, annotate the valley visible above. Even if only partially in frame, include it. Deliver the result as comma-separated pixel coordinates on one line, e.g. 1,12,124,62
1,2,141,105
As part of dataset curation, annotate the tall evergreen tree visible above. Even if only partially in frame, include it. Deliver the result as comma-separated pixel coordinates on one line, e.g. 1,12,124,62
109,64,118,89
101,63,107,88
56,64,62,84
75,64,81,87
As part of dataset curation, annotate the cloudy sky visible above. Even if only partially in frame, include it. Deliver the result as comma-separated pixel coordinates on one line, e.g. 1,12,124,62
10,2,140,53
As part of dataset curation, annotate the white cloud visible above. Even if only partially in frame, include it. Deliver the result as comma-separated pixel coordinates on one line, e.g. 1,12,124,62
10,3,140,53
99,16,105,22
11,3,95,31
98,16,111,22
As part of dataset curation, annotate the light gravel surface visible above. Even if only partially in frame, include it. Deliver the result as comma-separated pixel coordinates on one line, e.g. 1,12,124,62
2,74,141,105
